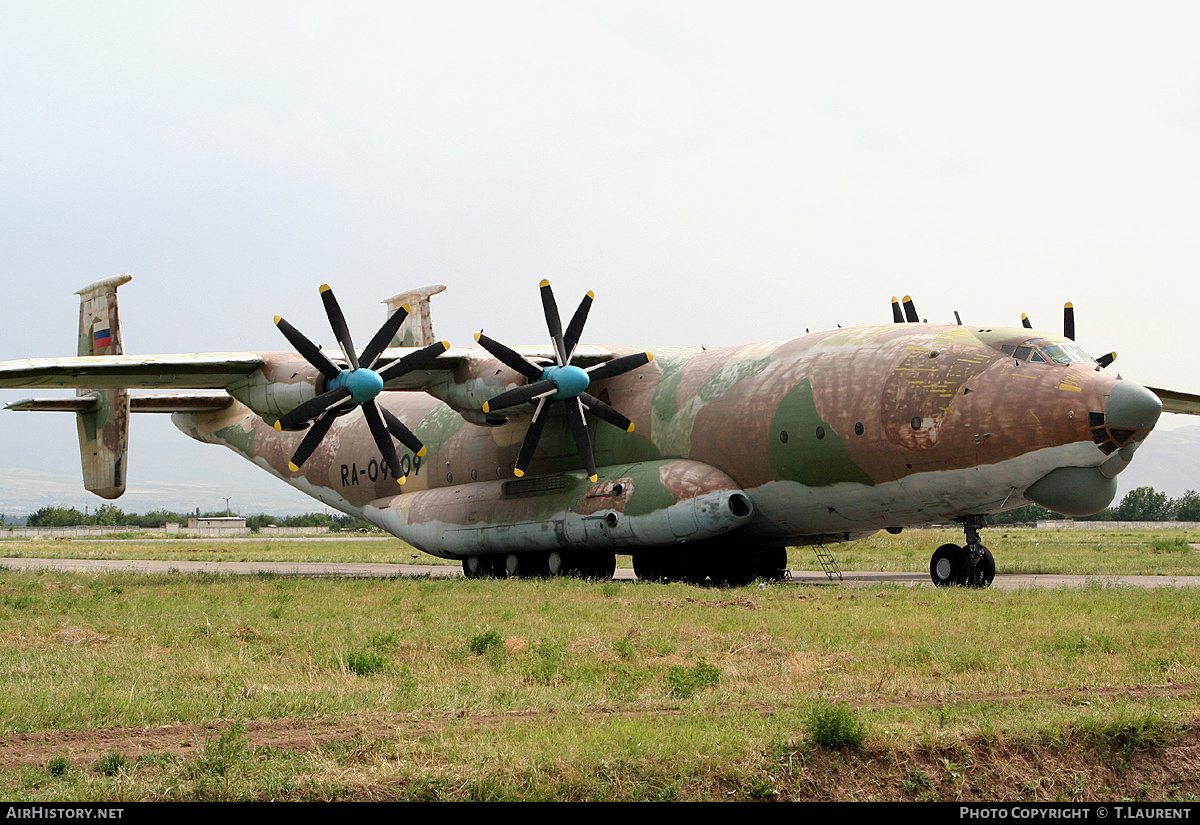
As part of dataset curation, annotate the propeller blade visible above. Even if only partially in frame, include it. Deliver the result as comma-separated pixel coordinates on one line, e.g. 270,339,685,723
562,291,594,362
903,296,919,323
359,304,410,370
891,297,903,324
1064,302,1075,341
274,386,352,430
380,405,427,456
274,316,342,381
482,378,558,413
1021,313,1033,329
363,400,404,485
579,392,634,432
473,333,544,381
567,398,598,482
287,411,336,471
320,284,359,369
376,340,451,382
513,399,550,477
585,352,653,382
540,279,567,365
1098,352,1117,368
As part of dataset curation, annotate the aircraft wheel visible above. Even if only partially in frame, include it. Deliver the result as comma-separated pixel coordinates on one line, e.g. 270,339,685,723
756,546,789,582
505,552,550,578
546,550,567,577
632,552,663,582
966,545,996,588
633,550,682,583
575,551,616,580
930,543,970,587
463,555,494,579
709,546,760,587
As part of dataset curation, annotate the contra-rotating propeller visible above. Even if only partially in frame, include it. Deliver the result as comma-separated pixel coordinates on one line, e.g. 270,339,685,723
1021,303,1116,368
272,284,449,482
475,280,653,482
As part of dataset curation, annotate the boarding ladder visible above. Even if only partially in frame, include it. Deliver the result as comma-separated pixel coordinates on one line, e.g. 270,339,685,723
813,545,842,580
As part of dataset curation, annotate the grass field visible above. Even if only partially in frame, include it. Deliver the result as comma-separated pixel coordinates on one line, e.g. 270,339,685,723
5,525,1200,576
0,527,1198,801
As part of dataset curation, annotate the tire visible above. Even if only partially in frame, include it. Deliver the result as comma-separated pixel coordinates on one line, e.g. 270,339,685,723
633,549,683,583
966,545,996,588
463,555,488,579
505,552,549,578
756,546,789,581
710,547,760,587
576,551,616,580
930,543,969,587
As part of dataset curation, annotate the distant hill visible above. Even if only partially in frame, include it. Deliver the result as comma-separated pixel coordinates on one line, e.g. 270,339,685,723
1117,424,1200,499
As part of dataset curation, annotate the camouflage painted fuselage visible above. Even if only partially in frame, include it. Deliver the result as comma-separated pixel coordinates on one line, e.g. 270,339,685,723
174,321,1152,559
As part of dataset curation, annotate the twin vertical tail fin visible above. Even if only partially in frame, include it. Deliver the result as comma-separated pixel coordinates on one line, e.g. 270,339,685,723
74,274,132,499
382,284,446,347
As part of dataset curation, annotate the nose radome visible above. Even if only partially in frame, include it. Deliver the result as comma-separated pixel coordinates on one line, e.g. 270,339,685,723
1105,381,1163,432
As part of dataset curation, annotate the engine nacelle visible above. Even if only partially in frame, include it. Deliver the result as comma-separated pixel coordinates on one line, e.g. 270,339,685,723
225,353,323,422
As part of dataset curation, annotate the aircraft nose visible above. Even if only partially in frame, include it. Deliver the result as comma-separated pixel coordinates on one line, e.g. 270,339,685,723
1105,380,1162,433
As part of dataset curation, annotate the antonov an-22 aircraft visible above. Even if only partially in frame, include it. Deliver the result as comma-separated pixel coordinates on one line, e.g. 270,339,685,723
4,274,1197,587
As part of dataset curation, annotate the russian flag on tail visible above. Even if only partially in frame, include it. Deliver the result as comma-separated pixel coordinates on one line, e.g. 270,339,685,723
93,327,112,349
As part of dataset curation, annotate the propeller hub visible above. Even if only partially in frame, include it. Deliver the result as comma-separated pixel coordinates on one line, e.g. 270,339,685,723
543,364,590,399
329,367,384,404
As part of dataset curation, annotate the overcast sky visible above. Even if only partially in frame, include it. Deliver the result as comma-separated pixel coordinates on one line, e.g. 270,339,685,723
3,1,1200,515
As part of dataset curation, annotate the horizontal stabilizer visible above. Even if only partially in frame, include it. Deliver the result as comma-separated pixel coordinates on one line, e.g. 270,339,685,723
0,353,264,390
7,393,233,413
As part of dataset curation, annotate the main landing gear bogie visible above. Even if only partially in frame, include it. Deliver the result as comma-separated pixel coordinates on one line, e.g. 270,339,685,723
929,517,996,588
461,550,617,580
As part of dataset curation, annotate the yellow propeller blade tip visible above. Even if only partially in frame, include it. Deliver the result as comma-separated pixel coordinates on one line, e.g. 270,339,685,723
288,462,300,472
273,315,282,324
319,284,331,293
588,475,599,483
626,423,636,433
482,402,491,413
1021,313,1029,320
402,303,411,313
903,295,912,302
514,468,525,478
646,352,655,362
417,447,427,457
397,475,406,486
891,296,899,303
440,340,450,350
473,332,482,342
273,421,282,432
1065,302,1073,309
540,279,550,287
586,290,594,299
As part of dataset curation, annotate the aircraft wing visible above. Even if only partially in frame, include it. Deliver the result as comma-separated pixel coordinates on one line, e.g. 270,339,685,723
0,345,619,393
1146,386,1200,416
375,345,615,390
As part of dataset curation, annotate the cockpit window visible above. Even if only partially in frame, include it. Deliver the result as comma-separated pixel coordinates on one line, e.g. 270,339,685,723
1042,343,1095,365
1000,340,1096,365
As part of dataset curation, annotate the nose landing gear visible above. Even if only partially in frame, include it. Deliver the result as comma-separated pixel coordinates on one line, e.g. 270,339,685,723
929,516,996,588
